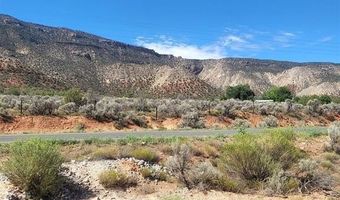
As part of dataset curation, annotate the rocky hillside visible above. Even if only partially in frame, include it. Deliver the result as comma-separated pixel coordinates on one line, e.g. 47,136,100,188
0,14,339,98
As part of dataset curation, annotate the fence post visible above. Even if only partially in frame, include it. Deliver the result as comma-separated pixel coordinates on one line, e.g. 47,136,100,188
155,106,158,121
20,98,23,115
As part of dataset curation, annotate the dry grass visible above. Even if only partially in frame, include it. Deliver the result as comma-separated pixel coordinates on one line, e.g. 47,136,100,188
91,146,119,160
99,170,138,189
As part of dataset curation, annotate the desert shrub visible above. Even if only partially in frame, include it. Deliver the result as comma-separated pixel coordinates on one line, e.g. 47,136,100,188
222,134,278,181
63,88,84,105
99,170,138,189
317,95,332,104
79,103,95,117
84,89,100,105
74,122,85,132
295,159,332,192
89,98,123,122
28,96,61,115
320,160,334,171
215,176,242,192
129,114,148,128
180,111,205,129
158,101,193,118
213,100,237,117
294,95,332,105
2,139,63,199
166,144,192,188
0,107,13,122
258,115,278,128
113,113,130,130
4,86,21,96
323,152,340,163
266,169,299,195
261,129,303,169
134,98,150,112
283,99,293,113
140,167,168,181
57,102,78,115
327,121,340,154
0,95,18,109
305,99,322,116
263,86,293,102
222,84,255,101
130,148,160,163
91,147,119,160
187,161,240,191
232,118,251,128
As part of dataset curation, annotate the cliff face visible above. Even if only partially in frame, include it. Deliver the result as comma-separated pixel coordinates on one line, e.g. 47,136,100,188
1,14,339,97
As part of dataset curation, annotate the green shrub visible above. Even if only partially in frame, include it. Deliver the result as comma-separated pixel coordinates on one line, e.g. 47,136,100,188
323,152,340,163
130,148,160,163
261,129,303,169
99,170,138,189
4,86,21,96
320,160,334,171
263,86,293,102
294,95,332,105
91,147,119,160
215,176,242,192
64,88,84,105
223,130,302,181
222,84,255,101
2,139,63,199
222,134,278,181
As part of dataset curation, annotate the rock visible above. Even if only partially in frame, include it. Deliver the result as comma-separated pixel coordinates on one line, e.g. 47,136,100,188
137,160,144,166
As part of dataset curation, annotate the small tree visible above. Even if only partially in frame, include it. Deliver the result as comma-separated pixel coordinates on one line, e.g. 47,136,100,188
263,86,293,102
222,85,255,101
64,88,83,105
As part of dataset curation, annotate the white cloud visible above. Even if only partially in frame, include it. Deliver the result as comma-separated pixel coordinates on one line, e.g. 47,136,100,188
273,32,296,47
135,29,303,59
221,34,260,51
319,36,333,42
136,36,224,59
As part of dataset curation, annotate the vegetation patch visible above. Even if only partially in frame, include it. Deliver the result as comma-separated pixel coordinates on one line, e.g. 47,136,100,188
91,147,119,160
99,170,138,189
2,139,63,199
130,148,160,163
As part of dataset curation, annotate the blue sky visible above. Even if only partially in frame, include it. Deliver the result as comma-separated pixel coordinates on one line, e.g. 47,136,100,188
0,0,339,62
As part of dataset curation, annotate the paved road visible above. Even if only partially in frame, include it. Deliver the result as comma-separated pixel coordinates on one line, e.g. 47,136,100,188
0,127,327,143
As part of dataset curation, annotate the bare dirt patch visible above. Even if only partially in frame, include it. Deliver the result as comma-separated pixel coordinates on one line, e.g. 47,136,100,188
0,113,337,134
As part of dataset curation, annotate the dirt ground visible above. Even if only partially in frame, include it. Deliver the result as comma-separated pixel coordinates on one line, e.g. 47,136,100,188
0,159,333,200
0,134,339,199
0,113,338,134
